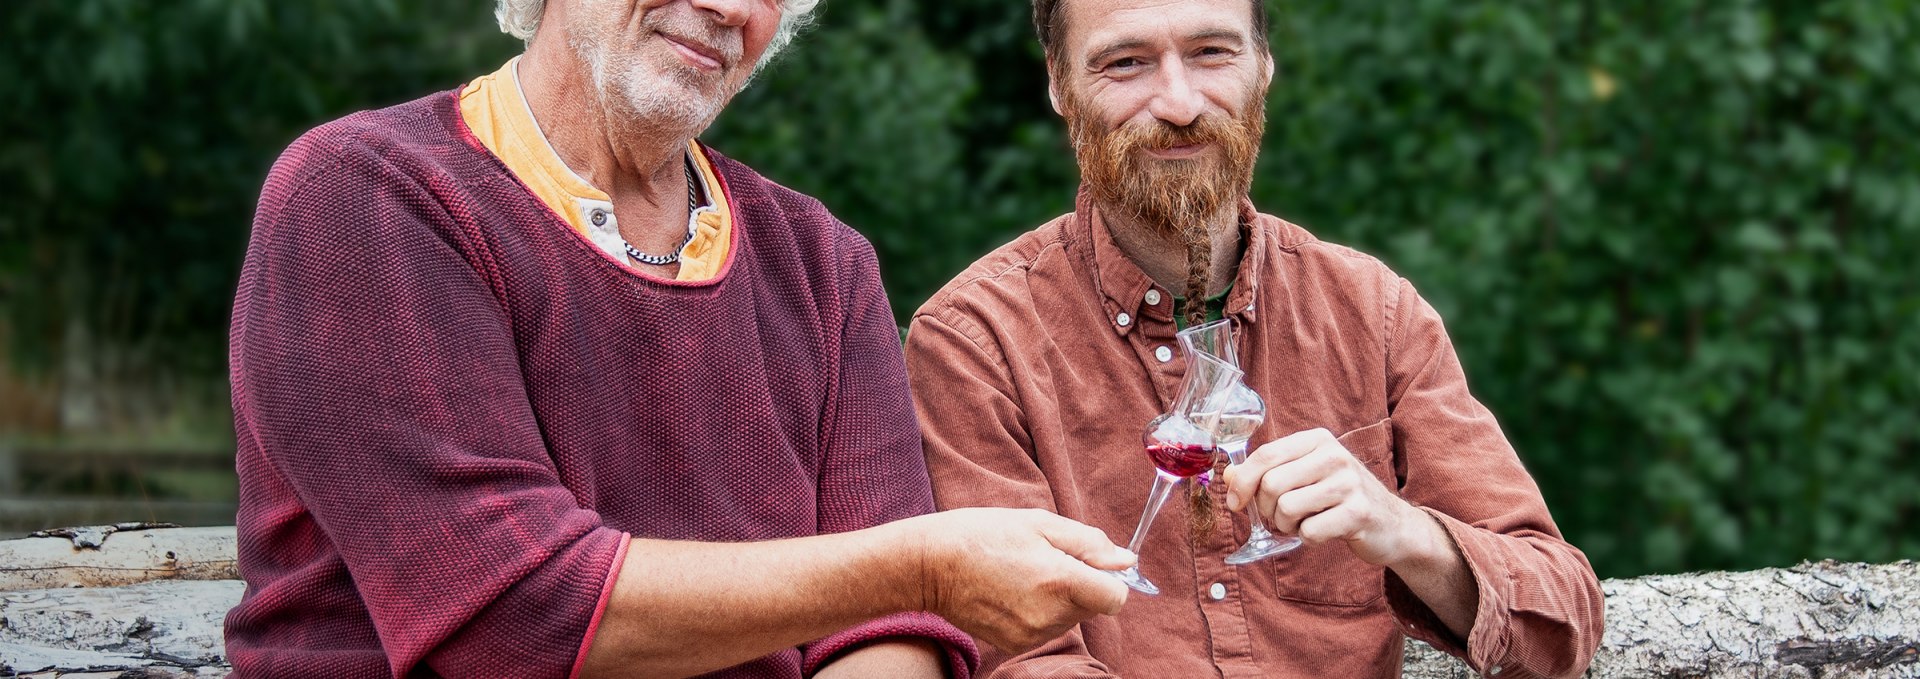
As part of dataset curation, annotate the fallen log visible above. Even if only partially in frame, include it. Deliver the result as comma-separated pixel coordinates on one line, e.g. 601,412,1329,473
1404,559,1920,678
0,528,1914,677
1,580,237,678
0,526,237,592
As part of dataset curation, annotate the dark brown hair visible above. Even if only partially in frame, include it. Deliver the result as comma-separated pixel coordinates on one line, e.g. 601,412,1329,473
1032,0,1271,69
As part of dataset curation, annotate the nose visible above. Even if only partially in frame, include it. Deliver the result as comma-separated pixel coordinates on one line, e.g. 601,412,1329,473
687,0,753,27
1147,60,1205,127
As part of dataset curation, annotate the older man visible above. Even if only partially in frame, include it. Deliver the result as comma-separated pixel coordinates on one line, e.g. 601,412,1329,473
222,1,1135,677
907,0,1605,677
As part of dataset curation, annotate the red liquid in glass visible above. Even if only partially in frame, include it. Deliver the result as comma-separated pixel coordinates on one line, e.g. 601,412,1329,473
1146,442,1216,477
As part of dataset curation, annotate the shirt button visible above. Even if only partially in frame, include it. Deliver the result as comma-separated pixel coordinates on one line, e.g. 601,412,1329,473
1145,289,1162,305
1488,666,1503,676
590,208,609,227
1116,312,1132,327
1208,582,1227,600
1154,346,1173,363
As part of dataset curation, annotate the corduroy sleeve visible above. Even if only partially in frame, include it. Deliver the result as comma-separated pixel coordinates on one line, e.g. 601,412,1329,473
904,312,1119,679
1380,277,1606,679
231,142,625,678
799,233,980,678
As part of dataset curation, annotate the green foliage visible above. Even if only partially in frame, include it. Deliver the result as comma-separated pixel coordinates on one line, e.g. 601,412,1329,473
3,0,1916,577
0,0,518,375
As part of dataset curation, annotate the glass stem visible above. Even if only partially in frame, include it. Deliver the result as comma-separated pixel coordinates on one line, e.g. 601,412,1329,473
1125,472,1182,555
1226,443,1274,538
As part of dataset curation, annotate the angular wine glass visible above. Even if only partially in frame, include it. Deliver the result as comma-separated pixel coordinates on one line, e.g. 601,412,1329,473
1177,319,1302,564
1108,351,1242,595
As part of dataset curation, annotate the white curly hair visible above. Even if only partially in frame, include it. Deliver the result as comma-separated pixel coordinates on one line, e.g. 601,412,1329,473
495,0,818,71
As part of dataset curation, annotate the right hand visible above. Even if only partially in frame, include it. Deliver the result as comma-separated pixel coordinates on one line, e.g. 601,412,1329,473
904,508,1135,653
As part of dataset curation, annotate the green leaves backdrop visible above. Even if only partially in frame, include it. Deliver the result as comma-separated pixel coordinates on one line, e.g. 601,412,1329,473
2,0,1915,577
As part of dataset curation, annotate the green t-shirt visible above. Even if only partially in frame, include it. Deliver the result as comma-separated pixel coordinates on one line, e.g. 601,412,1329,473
1172,281,1234,329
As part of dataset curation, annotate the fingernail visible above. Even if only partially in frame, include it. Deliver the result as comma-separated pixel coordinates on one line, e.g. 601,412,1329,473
1115,547,1137,560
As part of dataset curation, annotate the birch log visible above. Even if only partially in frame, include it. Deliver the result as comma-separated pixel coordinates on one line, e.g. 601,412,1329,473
1403,559,1920,678
0,528,1915,677
0,526,237,592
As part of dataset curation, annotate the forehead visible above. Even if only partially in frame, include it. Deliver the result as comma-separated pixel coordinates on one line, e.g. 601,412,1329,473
1058,0,1255,54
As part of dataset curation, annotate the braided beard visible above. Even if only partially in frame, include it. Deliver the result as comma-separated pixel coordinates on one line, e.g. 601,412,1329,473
1060,82,1266,541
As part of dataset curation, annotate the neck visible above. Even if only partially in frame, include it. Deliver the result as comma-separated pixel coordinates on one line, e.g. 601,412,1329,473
1101,203,1242,299
517,40,691,244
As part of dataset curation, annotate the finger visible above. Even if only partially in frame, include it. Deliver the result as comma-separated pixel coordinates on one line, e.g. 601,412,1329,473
1035,513,1137,570
1275,480,1347,529
1297,504,1361,544
1226,428,1335,509
1063,566,1131,616
1253,453,1344,529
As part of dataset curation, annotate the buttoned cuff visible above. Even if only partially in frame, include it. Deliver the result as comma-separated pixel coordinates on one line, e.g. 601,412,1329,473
1384,507,1523,678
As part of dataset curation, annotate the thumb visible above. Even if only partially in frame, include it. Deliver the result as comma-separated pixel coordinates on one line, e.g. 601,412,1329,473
1036,514,1136,571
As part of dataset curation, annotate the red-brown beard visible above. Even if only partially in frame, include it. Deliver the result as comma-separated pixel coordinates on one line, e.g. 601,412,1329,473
1060,83,1267,248
1060,81,1266,540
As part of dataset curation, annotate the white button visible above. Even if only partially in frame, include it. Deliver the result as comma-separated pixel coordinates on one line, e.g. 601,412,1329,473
1145,289,1162,305
1154,346,1173,363
1488,666,1503,676
1116,312,1132,327
589,208,609,227
1208,582,1227,600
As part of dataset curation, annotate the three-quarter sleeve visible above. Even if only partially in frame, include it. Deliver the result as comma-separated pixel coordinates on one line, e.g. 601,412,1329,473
798,234,979,678
230,147,625,677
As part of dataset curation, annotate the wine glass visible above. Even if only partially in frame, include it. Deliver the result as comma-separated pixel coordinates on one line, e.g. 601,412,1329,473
1177,319,1302,564
1107,352,1243,595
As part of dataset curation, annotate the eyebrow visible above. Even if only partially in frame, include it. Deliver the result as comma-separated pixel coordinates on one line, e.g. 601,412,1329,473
1083,29,1249,69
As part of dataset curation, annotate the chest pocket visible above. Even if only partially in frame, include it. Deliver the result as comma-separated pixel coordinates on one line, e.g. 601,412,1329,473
1258,418,1394,606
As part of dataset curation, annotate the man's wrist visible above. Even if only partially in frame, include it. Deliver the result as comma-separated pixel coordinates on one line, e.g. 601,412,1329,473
856,515,938,616
1384,501,1454,572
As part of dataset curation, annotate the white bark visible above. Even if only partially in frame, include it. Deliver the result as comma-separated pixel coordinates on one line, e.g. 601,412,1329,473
1405,559,1920,678
0,526,237,592
0,528,1914,677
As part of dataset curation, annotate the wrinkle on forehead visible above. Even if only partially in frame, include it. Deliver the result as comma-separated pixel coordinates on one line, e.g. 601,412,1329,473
1065,0,1254,56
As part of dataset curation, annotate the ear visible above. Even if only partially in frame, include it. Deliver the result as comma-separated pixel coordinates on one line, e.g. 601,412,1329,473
1263,53,1276,87
1048,77,1064,117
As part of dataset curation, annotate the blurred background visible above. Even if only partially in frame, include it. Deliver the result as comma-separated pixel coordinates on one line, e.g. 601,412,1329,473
1,0,1916,580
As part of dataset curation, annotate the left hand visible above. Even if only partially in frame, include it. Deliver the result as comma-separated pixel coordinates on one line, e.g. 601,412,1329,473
1222,427,1428,567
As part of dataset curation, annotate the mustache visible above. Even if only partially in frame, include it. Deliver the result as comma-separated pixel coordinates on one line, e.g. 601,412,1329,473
1103,112,1241,161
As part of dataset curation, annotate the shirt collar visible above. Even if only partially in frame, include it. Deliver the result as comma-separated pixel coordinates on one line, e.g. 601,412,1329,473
1072,188,1266,336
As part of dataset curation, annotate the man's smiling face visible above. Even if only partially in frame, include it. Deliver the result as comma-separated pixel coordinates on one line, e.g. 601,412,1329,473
1050,0,1272,236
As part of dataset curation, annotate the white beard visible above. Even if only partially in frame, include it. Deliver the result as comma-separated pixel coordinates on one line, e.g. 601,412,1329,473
568,0,732,135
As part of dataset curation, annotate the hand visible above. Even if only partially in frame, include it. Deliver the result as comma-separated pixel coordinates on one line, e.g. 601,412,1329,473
1222,428,1429,567
904,508,1134,653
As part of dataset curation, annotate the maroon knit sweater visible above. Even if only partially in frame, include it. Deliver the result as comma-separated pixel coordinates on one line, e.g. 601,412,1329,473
224,90,977,679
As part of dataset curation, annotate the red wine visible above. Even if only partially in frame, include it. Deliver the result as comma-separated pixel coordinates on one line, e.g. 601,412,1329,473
1146,441,1216,477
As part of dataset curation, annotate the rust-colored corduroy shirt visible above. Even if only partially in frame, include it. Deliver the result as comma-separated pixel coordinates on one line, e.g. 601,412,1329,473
906,191,1604,678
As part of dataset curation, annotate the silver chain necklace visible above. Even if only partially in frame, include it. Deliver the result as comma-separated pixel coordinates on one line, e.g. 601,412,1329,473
623,157,702,266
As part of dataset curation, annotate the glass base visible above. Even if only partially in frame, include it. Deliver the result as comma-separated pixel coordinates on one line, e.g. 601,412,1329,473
1224,533,1303,565
1108,564,1160,596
